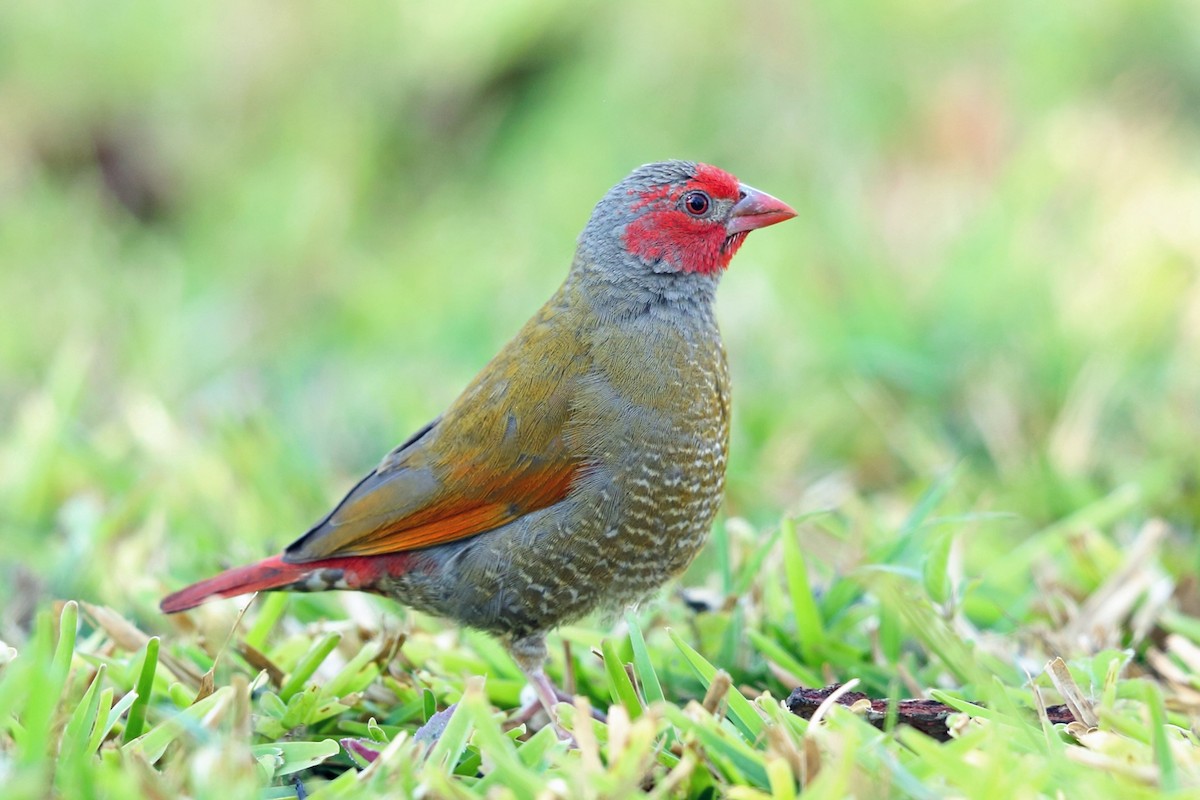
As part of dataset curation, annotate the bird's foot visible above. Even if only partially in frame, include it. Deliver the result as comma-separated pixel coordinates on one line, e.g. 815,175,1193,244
508,687,608,730
507,667,615,746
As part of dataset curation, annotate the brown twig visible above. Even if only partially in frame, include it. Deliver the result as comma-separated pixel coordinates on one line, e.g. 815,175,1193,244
786,684,1077,742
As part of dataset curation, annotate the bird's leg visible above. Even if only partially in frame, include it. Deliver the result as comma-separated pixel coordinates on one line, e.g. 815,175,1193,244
527,668,567,723
509,636,558,721
507,682,608,728
506,635,609,737
508,635,572,738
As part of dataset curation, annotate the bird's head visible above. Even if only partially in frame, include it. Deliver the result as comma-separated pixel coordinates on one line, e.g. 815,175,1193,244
581,161,796,279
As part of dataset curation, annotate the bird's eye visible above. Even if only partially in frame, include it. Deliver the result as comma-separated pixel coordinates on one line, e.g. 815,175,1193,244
683,191,710,216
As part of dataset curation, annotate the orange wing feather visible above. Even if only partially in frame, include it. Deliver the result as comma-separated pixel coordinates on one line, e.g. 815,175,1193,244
323,459,579,557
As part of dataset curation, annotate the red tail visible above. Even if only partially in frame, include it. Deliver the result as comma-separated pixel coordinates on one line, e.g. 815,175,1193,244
160,555,306,612
160,553,414,613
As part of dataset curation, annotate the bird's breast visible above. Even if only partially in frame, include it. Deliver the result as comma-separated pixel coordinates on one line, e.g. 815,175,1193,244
555,318,731,599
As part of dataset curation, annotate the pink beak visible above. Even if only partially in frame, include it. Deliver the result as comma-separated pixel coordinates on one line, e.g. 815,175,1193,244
726,183,797,236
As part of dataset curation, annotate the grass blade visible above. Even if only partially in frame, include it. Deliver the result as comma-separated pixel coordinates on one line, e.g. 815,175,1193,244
781,517,823,660
85,688,115,755
58,662,107,782
626,613,664,706
746,630,822,687
123,686,234,764
244,592,288,651
668,629,764,742
123,636,160,743
602,637,642,717
279,632,341,701
1142,680,1178,791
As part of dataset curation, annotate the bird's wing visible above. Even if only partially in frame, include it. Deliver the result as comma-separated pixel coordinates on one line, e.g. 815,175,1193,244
283,296,587,562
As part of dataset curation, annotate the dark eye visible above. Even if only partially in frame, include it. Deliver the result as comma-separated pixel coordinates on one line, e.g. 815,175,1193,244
683,191,710,216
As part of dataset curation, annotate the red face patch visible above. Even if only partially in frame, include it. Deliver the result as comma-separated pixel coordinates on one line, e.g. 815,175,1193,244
622,164,746,275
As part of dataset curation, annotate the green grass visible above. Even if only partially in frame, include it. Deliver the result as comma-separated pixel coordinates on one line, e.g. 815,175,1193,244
3,0,1200,797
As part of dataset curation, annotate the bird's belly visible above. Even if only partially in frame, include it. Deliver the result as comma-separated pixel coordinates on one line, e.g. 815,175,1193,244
381,434,725,639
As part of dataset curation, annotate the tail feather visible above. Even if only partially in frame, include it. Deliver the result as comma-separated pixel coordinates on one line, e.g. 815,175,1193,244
160,555,306,613
160,552,416,613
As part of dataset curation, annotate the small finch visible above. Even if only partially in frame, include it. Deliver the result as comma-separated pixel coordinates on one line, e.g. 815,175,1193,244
162,161,796,720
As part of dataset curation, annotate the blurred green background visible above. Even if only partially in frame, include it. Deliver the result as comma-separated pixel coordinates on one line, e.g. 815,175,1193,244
2,0,1198,638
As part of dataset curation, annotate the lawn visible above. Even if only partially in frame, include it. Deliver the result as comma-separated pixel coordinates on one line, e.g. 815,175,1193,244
2,1,1200,797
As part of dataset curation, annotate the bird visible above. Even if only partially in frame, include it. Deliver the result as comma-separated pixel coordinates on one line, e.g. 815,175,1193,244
161,160,796,722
